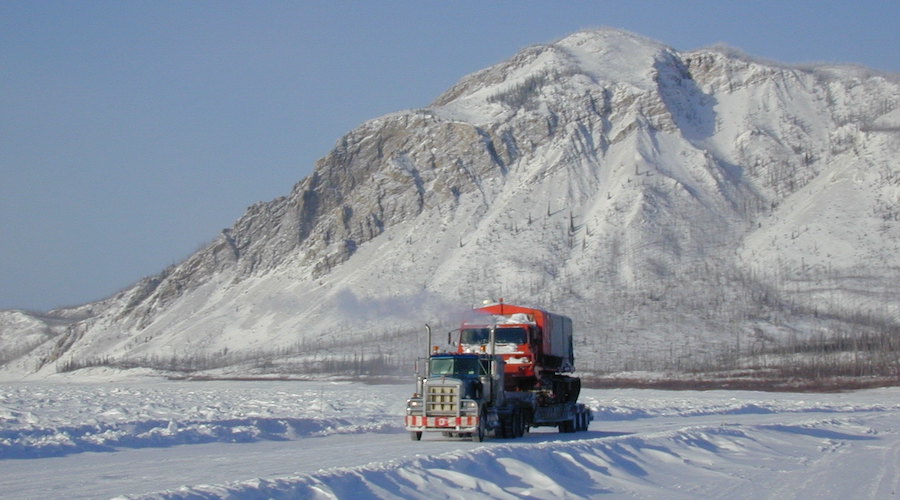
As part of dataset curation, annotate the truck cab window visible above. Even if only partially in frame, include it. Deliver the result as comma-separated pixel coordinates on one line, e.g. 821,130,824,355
460,328,490,344
430,357,480,376
496,327,527,345
461,327,527,345
430,358,453,376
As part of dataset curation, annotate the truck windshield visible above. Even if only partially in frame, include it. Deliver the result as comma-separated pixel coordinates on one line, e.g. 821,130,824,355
460,327,528,345
430,357,482,376
497,327,527,344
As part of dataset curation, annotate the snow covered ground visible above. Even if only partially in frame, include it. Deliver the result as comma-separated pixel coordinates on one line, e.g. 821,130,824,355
1,379,898,499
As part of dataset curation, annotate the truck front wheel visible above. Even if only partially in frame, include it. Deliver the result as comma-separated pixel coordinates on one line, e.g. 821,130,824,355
471,418,485,442
410,431,422,441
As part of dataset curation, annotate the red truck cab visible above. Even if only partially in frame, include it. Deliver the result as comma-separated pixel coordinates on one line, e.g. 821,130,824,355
458,319,537,388
457,301,574,390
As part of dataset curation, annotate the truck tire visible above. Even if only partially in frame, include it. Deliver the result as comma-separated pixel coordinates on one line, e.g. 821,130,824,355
499,410,525,439
498,416,509,439
410,431,422,441
471,418,485,442
513,411,526,438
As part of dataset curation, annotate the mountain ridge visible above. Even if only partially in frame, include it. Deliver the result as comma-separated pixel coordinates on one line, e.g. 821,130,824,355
2,28,897,379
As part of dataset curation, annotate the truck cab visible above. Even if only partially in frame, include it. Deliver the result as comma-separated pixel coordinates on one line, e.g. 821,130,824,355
457,320,537,390
405,353,504,442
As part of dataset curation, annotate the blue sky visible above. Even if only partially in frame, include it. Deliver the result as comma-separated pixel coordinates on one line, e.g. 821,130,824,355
1,1,897,311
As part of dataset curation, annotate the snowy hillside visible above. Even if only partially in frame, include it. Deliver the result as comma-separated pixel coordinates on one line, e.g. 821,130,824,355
1,28,898,379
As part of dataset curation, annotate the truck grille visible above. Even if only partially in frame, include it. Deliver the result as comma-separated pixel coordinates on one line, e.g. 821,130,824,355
425,384,459,414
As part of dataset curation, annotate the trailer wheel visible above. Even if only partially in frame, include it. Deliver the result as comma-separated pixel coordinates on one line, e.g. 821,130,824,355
410,431,422,441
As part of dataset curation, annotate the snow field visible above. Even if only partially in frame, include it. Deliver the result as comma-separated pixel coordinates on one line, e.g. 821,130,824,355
0,380,403,459
1,380,898,499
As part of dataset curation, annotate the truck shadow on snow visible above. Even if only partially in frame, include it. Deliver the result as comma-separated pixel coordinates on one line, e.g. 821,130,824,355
414,429,632,443
501,429,633,443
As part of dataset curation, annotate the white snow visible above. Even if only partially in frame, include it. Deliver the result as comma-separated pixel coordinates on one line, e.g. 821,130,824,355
2,380,898,499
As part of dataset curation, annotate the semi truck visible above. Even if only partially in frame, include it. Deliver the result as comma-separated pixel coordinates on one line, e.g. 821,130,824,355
405,301,591,441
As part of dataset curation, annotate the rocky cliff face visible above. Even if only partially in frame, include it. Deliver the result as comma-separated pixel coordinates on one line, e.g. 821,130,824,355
2,29,898,378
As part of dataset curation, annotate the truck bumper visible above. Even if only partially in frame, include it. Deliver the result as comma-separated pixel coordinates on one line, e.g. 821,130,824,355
405,415,478,431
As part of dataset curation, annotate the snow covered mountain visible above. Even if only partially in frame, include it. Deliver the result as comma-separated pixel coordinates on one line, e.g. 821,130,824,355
2,29,898,379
